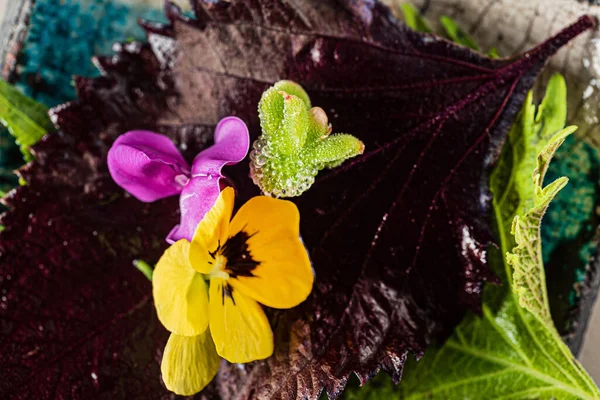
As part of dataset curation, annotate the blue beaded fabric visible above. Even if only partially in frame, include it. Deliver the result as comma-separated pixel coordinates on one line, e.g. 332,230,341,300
17,0,166,106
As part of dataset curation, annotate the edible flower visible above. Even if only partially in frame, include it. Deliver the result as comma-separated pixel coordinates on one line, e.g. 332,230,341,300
250,80,364,197
152,187,314,395
107,117,249,242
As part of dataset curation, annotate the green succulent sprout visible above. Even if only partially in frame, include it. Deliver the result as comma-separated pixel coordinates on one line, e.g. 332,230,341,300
250,81,365,197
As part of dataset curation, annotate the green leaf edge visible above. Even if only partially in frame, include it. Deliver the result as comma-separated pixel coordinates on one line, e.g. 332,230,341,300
507,127,575,326
0,79,54,161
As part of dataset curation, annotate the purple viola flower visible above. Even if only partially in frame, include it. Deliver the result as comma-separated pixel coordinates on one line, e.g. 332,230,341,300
107,117,250,243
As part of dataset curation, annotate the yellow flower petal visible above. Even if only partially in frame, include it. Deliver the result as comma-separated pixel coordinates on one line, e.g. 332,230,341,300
161,331,221,396
189,187,235,274
153,240,209,336
227,196,313,309
209,278,273,363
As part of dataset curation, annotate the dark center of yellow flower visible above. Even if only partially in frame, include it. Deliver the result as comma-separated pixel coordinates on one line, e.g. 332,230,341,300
210,231,260,279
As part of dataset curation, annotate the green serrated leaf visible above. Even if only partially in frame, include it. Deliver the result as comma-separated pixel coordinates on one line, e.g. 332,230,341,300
492,74,568,244
0,80,54,161
508,128,575,325
398,297,600,399
342,74,600,399
440,15,480,51
398,4,433,33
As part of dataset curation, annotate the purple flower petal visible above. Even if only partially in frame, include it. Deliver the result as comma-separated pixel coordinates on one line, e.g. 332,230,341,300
166,177,223,243
108,118,249,242
191,117,250,176
166,117,249,242
108,130,191,202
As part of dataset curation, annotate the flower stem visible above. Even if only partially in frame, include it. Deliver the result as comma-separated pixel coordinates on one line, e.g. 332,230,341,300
133,259,154,281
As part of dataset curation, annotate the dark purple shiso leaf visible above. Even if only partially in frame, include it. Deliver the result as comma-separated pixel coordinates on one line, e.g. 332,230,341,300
0,1,593,399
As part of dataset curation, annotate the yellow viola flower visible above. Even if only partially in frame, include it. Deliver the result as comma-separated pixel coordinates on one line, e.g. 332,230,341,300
152,187,314,395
